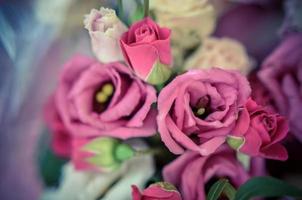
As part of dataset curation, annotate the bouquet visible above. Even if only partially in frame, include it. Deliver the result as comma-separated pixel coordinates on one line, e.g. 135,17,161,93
39,0,302,200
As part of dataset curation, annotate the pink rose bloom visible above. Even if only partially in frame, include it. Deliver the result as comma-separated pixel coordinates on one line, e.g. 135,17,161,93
258,33,302,142
232,99,289,160
120,17,172,84
163,147,264,200
157,68,251,156
132,183,182,200
52,55,157,139
44,96,72,158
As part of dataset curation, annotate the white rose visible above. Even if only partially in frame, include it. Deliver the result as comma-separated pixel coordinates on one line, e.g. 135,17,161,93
84,7,128,63
185,37,254,74
151,0,216,49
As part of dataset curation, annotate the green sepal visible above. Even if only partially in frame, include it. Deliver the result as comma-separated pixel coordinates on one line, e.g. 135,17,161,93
146,60,172,85
226,136,244,150
153,182,178,191
115,143,135,162
83,137,121,171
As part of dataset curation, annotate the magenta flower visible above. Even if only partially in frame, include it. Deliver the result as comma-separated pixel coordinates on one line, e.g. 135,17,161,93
157,68,251,156
132,183,182,200
231,98,289,160
163,146,265,200
120,17,172,85
50,55,157,140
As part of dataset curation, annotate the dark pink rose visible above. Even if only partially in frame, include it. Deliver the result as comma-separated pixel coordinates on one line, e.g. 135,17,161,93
132,183,182,200
248,72,275,112
163,146,265,200
52,55,157,139
232,99,289,160
120,17,172,84
258,33,302,142
157,68,251,156
44,96,72,158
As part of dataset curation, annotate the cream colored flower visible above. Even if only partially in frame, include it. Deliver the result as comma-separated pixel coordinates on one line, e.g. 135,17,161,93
84,7,127,63
151,0,216,49
185,37,253,74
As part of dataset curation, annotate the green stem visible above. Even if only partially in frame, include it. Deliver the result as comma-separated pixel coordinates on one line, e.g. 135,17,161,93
118,0,123,19
135,148,161,156
144,0,149,17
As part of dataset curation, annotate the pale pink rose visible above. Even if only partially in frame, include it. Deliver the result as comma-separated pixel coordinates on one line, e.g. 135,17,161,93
132,183,182,200
120,17,172,85
231,98,289,160
157,68,251,156
163,146,265,200
84,7,127,63
52,55,157,139
44,96,72,158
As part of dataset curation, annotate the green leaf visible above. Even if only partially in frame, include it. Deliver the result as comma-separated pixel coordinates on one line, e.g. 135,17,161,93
37,130,67,187
235,176,302,200
207,179,236,200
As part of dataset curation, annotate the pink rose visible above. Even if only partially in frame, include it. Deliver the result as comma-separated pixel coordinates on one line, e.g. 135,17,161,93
163,147,265,200
44,96,72,158
52,55,157,139
231,98,289,160
248,72,275,112
132,183,182,200
258,33,302,142
120,17,172,85
157,68,251,156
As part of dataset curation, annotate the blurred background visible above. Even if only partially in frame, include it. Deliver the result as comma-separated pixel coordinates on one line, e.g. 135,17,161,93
0,0,301,199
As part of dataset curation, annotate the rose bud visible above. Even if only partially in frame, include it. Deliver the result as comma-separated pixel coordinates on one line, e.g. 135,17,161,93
120,17,172,85
229,98,289,160
72,137,135,172
132,182,182,200
84,7,127,63
51,55,157,140
163,147,265,200
157,68,251,156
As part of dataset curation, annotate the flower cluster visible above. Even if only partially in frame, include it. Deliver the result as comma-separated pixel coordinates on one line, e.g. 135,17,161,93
41,2,297,200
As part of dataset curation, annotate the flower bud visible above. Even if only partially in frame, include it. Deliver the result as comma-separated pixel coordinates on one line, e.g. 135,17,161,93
72,137,135,172
84,7,127,63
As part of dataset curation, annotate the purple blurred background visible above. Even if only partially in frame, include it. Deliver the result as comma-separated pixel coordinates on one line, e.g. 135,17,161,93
0,0,301,199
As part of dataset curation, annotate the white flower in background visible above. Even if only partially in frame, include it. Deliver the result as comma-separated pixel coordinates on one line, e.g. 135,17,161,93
84,7,128,63
41,140,155,200
185,37,253,74
150,0,216,49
